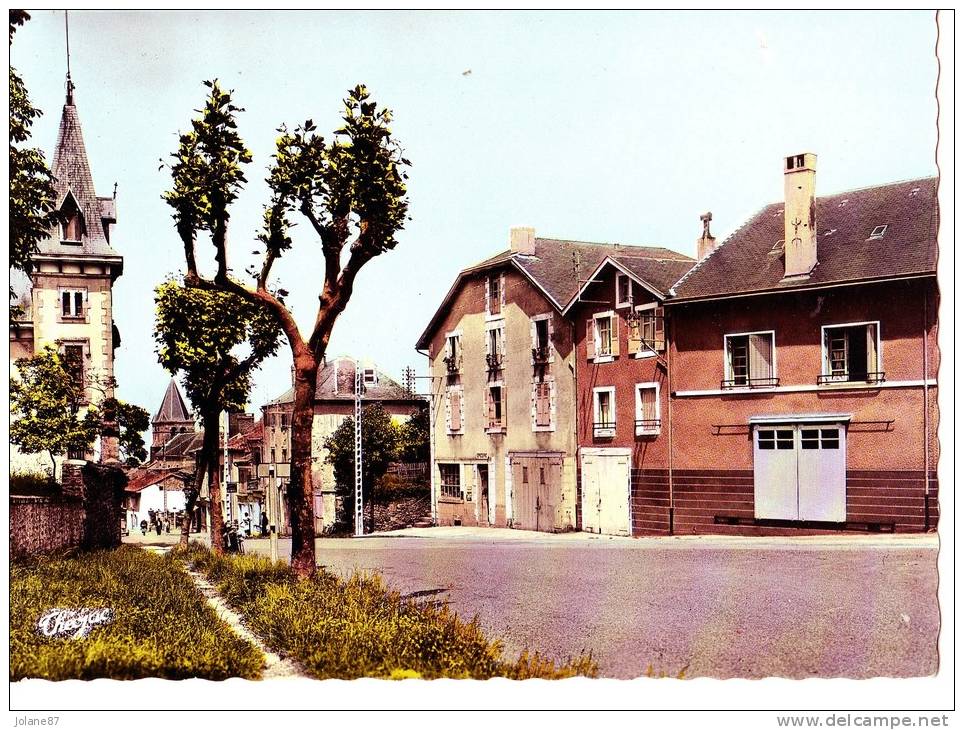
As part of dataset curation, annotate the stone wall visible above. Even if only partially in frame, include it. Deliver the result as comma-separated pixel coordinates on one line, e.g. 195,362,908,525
10,460,127,559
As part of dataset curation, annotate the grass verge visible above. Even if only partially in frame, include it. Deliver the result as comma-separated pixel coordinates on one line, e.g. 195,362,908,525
173,542,597,680
11,546,264,681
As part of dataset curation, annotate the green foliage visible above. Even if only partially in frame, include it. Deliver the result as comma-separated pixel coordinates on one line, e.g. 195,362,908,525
10,470,57,496
10,546,263,680
9,11,58,284
396,406,429,463
179,543,596,680
10,347,101,471
374,474,429,505
101,398,151,467
324,404,400,515
154,279,281,414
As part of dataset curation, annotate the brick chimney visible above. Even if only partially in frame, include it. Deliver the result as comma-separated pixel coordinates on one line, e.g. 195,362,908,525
697,211,716,261
509,226,536,255
783,152,817,278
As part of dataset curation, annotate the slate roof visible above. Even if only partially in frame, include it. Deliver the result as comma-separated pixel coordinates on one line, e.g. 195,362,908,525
264,357,419,407
156,431,205,459
153,379,192,424
416,237,693,348
670,177,938,302
42,91,121,260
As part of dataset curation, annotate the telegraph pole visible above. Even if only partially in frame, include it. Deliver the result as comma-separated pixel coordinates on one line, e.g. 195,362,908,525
353,362,364,537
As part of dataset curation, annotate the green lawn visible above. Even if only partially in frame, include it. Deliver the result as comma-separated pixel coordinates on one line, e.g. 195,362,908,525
176,543,597,680
10,546,264,681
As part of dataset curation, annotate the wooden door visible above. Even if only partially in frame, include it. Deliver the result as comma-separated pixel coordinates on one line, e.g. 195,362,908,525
797,425,847,522
753,427,798,520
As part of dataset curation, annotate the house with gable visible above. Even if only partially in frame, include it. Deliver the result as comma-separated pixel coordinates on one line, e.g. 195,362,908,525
416,227,693,532
664,154,939,534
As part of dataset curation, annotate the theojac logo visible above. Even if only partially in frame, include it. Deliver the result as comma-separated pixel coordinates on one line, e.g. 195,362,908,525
36,608,113,639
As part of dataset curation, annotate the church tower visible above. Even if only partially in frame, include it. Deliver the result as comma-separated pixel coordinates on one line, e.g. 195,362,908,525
151,379,195,457
10,74,124,465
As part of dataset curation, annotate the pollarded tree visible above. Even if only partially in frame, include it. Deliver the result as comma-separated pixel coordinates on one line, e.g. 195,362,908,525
324,404,401,533
154,279,281,549
164,81,410,576
10,346,101,476
9,10,58,294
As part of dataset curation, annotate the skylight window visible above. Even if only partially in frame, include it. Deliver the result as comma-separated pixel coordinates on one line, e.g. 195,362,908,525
769,240,784,255
824,228,837,237
837,199,849,208
868,225,888,240
909,187,920,197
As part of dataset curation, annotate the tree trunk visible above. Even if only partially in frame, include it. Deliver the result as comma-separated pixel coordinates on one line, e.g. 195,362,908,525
203,410,225,555
288,353,319,577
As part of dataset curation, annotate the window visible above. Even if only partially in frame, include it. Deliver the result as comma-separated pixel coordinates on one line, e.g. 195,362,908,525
486,326,504,370
615,274,631,308
439,464,461,498
868,225,888,240
271,447,277,463
446,387,463,433
756,429,794,450
280,413,288,429
60,194,83,242
60,289,86,319
635,383,660,436
61,344,85,393
587,312,618,361
444,333,462,373
821,322,882,384
522,466,529,484
281,448,287,463
593,387,616,438
724,331,776,388
363,368,377,385
534,381,552,429
801,428,840,450
532,317,551,364
486,274,502,316
628,304,664,357
487,385,505,431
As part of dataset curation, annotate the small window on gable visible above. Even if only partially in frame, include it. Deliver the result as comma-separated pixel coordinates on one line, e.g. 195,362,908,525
615,274,631,308
487,274,502,316
868,225,888,240
60,194,84,243
363,368,377,386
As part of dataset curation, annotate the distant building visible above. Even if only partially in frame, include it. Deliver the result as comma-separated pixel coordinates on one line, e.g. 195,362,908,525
262,356,424,533
10,79,124,473
151,379,195,458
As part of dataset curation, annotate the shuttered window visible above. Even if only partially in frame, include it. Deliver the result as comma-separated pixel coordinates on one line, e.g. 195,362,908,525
821,323,882,384
535,382,551,427
724,331,776,388
487,385,505,429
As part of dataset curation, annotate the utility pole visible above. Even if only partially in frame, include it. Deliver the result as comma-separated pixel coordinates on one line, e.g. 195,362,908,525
410,373,441,525
269,468,279,562
222,410,231,526
353,362,364,537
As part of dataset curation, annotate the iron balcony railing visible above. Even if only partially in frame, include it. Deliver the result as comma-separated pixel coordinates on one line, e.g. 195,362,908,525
720,376,780,390
443,355,461,374
593,421,616,438
485,353,503,371
817,371,886,385
634,419,661,435
531,345,551,365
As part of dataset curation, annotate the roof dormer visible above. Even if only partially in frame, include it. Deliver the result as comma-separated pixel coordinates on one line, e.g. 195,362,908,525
59,191,85,244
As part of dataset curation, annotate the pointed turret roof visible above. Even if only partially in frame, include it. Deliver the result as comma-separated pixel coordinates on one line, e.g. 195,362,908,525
153,379,192,425
40,83,121,260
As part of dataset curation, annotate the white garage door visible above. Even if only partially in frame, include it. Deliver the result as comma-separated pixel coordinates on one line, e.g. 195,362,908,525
581,449,631,536
753,424,847,522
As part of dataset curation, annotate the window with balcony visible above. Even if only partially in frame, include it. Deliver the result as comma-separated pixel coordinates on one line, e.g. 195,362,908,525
723,331,777,389
486,326,504,371
628,304,665,357
635,383,660,436
531,316,551,365
593,387,616,438
439,463,461,498
820,322,882,384
443,332,462,374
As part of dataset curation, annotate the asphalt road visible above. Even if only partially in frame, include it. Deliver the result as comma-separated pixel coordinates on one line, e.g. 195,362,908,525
246,535,939,679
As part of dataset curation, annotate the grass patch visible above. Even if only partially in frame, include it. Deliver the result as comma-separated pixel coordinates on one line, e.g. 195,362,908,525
11,546,264,681
174,542,597,680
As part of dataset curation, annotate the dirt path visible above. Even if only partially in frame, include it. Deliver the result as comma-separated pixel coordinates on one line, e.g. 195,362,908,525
143,545,305,679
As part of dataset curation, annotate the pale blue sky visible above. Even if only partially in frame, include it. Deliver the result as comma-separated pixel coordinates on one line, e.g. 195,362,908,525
11,10,938,421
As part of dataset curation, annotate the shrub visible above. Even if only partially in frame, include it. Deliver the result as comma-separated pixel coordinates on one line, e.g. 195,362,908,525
10,470,58,497
10,546,263,680
179,543,597,680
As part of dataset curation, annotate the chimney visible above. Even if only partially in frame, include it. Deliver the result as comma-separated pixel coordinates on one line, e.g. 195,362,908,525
783,152,818,278
509,226,536,256
697,211,716,261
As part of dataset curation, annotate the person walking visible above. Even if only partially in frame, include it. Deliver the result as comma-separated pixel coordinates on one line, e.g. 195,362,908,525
260,511,269,537
140,519,148,536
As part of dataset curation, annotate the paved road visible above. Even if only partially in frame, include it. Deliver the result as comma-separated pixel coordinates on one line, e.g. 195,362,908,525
245,534,939,680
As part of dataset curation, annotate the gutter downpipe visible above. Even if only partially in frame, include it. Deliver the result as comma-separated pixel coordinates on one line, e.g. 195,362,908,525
416,346,437,525
667,309,674,535
923,290,930,531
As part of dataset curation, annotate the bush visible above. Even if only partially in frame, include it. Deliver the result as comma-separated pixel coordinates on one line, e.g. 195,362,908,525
10,470,58,497
374,473,429,504
178,543,597,680
10,546,264,680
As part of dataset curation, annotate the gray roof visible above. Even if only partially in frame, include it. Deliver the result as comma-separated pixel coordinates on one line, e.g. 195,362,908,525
670,177,938,302
153,379,192,424
264,357,419,407
416,237,693,349
42,91,121,260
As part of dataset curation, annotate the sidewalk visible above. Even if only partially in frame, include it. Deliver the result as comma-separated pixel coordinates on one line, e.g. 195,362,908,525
366,525,939,550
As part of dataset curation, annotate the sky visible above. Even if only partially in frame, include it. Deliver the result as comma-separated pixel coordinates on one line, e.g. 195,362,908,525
10,10,939,424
